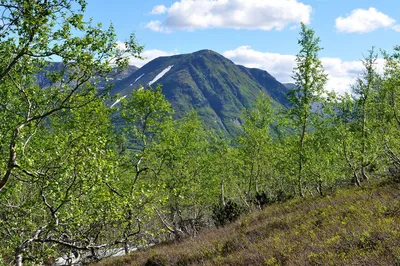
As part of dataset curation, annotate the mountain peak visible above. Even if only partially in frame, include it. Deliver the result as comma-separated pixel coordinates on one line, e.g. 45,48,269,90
193,49,218,55
111,50,289,136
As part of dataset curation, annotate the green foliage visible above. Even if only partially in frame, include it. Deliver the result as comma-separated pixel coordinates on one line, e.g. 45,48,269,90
148,111,220,238
236,94,275,197
121,85,173,146
350,49,382,184
288,23,328,197
0,96,117,265
0,0,143,264
379,46,400,181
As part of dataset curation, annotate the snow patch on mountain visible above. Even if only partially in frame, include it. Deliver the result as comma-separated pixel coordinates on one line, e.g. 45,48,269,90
148,65,173,86
134,73,145,83
110,95,127,108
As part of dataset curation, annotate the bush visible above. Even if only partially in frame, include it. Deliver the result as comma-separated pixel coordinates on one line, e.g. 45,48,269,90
251,190,293,209
212,200,244,227
276,189,294,202
389,164,400,183
252,191,274,209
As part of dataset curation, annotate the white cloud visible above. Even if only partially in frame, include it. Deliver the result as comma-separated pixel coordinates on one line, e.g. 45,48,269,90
146,0,312,32
130,49,177,67
393,25,400,32
151,5,167,15
223,46,296,82
116,41,177,67
335,8,396,33
223,46,385,95
320,58,364,95
145,20,171,33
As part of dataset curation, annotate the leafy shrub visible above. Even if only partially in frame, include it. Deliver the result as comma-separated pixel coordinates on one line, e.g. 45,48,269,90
252,191,274,209
276,189,294,202
251,190,294,209
212,200,244,227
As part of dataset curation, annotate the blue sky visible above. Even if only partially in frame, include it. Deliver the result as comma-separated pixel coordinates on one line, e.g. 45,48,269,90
85,0,400,93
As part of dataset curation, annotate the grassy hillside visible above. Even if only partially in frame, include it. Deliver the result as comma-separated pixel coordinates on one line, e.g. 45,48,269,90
94,181,400,266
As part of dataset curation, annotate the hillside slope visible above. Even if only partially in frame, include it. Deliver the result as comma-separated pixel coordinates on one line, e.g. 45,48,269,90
110,50,289,136
95,182,400,266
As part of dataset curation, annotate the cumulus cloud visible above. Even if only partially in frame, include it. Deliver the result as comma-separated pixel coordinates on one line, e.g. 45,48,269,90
320,58,364,95
146,0,312,32
223,46,384,95
223,46,296,82
145,20,171,33
335,7,396,33
151,5,167,15
116,42,177,67
130,49,177,67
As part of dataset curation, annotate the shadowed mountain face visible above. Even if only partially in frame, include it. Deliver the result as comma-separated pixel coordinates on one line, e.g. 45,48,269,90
111,49,290,136
283,83,297,90
37,62,138,90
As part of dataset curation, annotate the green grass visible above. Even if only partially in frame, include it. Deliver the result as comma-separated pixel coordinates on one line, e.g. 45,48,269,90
93,181,400,266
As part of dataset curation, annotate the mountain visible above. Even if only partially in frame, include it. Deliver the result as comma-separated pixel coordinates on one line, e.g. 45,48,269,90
108,65,138,82
110,50,289,136
284,83,297,90
37,62,138,89
98,65,138,91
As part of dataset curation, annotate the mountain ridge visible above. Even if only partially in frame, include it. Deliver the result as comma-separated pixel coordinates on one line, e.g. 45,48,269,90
110,49,290,136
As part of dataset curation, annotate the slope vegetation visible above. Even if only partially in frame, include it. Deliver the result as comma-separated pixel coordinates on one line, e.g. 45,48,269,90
94,181,400,266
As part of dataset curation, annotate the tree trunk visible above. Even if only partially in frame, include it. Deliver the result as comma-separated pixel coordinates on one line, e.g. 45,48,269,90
171,204,183,241
298,120,307,197
317,179,323,196
0,125,24,192
361,102,370,182
15,247,23,266
220,176,225,206
353,173,361,187
124,242,129,255
248,161,254,197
